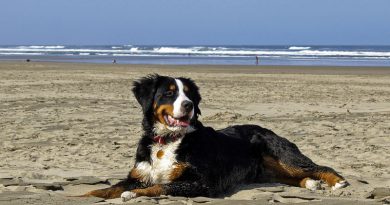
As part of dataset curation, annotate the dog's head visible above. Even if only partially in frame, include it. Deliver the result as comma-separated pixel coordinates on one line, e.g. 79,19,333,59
132,74,201,136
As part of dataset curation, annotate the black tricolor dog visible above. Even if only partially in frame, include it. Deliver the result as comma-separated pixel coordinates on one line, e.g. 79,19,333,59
84,74,348,201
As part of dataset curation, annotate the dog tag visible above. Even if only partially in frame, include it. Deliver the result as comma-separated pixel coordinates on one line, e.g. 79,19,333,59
157,150,164,159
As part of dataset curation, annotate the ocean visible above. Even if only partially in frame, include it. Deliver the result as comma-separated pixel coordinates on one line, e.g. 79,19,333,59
0,45,390,66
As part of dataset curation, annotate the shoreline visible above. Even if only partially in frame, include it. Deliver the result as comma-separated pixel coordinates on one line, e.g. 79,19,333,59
1,61,390,75
1,61,389,204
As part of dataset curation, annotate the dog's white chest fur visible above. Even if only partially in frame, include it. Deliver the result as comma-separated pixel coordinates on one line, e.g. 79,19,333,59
135,138,182,185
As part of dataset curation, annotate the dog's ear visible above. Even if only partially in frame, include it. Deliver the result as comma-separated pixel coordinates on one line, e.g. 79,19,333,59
179,77,202,117
132,74,160,113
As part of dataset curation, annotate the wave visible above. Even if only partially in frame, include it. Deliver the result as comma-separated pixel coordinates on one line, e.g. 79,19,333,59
153,47,202,54
289,46,311,50
296,50,390,57
130,47,139,52
113,53,132,56
43,46,65,49
16,45,65,49
0,52,44,55
0,48,125,53
1,46,390,59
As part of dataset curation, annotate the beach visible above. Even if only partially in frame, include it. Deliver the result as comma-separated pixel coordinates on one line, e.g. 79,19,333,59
0,61,389,204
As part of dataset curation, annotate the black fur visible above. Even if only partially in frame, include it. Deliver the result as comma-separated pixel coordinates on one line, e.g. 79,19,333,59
132,74,161,133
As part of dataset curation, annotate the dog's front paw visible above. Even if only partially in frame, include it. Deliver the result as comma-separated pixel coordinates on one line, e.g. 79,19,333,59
332,180,349,190
121,191,137,202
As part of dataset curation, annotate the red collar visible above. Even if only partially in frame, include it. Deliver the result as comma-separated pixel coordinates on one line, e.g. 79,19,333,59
153,135,179,145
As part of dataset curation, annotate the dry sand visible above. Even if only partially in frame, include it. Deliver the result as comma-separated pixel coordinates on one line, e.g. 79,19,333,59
0,62,389,204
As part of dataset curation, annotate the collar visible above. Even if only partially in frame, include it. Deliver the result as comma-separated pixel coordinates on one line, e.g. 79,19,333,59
153,135,180,145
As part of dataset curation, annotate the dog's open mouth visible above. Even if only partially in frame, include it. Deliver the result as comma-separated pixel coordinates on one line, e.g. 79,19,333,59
164,115,190,127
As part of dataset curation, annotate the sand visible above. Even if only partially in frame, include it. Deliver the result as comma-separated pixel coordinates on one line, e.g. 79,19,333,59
0,61,389,204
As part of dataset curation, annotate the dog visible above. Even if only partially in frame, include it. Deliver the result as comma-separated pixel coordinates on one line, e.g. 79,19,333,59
83,74,348,201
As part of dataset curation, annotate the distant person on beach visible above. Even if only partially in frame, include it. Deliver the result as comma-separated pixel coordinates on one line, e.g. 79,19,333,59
26,59,30,62
112,59,117,64
255,55,259,65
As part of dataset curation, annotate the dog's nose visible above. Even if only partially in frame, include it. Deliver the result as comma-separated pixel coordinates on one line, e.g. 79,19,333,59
182,100,193,113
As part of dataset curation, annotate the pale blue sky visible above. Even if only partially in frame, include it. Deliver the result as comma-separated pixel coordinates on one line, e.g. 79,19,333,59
0,0,389,45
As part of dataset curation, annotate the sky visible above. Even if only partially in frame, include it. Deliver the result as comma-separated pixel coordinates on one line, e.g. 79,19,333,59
0,0,389,45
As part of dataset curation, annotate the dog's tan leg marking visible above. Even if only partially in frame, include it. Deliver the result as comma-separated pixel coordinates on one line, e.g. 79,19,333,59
84,186,125,199
313,172,347,189
169,162,189,181
131,184,165,197
263,155,306,177
129,168,143,181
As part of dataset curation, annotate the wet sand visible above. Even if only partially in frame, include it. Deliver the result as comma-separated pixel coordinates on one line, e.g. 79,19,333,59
0,62,389,204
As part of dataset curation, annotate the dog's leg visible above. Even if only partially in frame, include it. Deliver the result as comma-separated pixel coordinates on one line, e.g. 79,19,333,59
263,155,347,190
311,166,349,190
83,168,146,199
272,177,322,190
259,129,348,190
162,181,209,197
263,157,323,190
83,177,145,199
121,181,209,201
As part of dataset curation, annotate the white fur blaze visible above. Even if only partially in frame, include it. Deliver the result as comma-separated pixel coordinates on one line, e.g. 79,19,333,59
173,79,194,119
134,138,183,185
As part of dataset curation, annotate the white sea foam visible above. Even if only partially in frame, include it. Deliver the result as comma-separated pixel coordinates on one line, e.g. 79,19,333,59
113,53,132,56
1,46,390,59
297,50,390,57
16,45,65,49
186,49,390,57
44,46,65,49
79,53,90,56
0,48,125,53
289,46,311,50
0,52,44,55
153,47,202,54
130,47,139,52
16,46,44,49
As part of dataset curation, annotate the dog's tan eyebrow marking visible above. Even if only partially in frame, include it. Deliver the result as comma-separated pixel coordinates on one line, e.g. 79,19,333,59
183,85,189,92
169,84,176,90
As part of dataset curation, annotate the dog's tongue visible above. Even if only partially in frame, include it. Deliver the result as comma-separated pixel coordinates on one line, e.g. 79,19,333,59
167,115,190,127
177,120,190,127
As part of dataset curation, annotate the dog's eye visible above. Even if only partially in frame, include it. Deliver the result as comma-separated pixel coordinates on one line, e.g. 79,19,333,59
164,91,174,97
